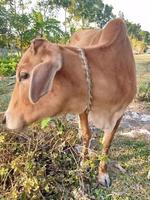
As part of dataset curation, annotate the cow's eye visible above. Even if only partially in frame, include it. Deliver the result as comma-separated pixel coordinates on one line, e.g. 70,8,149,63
19,72,30,81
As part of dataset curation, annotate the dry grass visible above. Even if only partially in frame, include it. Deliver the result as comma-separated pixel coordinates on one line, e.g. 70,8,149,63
134,54,150,63
0,116,149,200
135,54,150,82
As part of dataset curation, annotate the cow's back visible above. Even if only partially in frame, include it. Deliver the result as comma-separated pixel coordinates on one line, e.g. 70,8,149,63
69,29,102,47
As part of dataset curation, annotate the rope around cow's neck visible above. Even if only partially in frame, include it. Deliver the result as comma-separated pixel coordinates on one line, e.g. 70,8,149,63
76,47,93,114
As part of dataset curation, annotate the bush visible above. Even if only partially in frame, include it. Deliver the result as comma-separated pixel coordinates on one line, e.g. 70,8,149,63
137,82,150,102
130,36,147,54
0,118,80,199
0,55,20,76
0,116,105,200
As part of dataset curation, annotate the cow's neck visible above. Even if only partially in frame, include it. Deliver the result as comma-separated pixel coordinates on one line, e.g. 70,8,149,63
57,45,90,114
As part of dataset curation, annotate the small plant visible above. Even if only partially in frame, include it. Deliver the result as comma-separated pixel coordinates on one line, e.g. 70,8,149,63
137,82,150,102
0,55,20,76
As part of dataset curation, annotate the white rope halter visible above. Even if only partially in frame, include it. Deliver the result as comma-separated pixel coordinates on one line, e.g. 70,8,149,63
77,47,93,113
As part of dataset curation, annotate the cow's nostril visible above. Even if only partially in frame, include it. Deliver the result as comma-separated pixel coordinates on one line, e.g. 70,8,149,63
2,115,6,124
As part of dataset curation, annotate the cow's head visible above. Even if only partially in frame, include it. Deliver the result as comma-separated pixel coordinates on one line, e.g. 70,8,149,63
4,38,66,130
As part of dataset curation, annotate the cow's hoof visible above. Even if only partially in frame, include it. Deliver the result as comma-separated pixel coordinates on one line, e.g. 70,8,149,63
98,173,111,187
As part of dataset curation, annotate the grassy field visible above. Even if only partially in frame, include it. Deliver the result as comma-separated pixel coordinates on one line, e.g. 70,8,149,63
0,54,150,199
134,54,150,102
135,54,150,83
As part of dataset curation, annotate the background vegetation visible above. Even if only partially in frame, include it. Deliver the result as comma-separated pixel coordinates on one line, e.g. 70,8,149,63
0,0,150,199
0,0,150,57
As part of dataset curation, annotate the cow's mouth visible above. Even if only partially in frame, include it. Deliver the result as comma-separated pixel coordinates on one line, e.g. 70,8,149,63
5,123,27,131
2,112,26,131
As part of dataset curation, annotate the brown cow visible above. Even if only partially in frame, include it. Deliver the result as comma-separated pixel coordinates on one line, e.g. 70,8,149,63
3,19,136,187
69,28,102,47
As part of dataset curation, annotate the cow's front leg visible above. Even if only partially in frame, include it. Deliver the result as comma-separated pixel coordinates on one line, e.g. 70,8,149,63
79,112,91,160
98,117,122,187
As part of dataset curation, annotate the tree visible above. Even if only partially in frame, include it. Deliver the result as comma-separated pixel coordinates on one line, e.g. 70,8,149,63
10,13,31,52
126,20,150,51
95,3,114,28
118,11,124,19
31,11,64,43
0,5,8,47
51,0,72,32
68,0,114,28
140,31,150,44
0,5,8,35
0,1,14,48
130,36,147,53
36,0,55,19
1,0,149,54
126,21,142,40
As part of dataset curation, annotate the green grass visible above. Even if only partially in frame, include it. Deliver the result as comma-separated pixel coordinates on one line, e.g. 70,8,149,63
134,54,150,101
0,77,14,112
109,135,150,200
0,55,19,76
134,54,150,83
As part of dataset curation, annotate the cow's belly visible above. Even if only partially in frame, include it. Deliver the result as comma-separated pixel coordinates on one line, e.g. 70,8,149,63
89,104,126,133
89,82,135,132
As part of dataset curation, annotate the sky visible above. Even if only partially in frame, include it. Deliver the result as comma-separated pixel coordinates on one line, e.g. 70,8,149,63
104,0,150,32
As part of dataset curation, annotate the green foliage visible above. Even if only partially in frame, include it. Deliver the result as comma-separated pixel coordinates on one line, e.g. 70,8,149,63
0,119,80,199
0,55,19,76
140,30,150,44
0,0,66,52
137,82,150,102
31,11,64,43
41,118,51,129
135,54,150,102
9,12,31,51
0,0,150,55
0,77,13,111
127,20,150,51
130,36,147,54
0,5,8,35
98,154,109,163
126,21,142,40
68,0,114,28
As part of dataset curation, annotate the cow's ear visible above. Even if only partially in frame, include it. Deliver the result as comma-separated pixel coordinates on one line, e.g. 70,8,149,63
29,56,62,104
31,38,46,54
